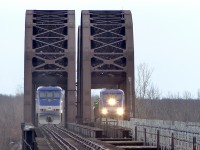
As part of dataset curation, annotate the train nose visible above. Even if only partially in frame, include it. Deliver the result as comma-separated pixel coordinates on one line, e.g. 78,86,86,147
46,116,53,123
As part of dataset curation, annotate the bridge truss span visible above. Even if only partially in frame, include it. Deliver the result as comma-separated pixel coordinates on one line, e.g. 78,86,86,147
78,10,135,123
24,10,76,125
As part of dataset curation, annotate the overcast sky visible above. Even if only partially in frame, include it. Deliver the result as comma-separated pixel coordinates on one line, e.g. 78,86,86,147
0,0,199,97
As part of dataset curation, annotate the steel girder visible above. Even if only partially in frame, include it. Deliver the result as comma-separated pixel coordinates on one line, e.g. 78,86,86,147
24,10,76,125
78,10,135,123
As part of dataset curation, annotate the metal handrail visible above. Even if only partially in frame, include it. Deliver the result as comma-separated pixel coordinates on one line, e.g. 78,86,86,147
23,139,33,150
133,124,199,149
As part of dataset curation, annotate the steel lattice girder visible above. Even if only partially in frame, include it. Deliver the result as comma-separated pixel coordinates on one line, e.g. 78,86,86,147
24,10,76,125
78,10,135,122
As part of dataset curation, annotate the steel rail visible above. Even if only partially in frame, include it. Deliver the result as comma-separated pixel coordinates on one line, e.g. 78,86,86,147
39,127,54,150
45,125,78,150
41,126,66,150
40,127,61,150
42,125,78,150
53,125,107,150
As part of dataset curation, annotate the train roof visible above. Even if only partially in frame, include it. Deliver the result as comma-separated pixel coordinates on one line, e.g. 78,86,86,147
100,89,124,94
37,86,62,91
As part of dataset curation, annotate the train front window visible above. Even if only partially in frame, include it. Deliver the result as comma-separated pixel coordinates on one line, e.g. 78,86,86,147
47,91,53,98
104,93,122,107
39,92,46,98
54,92,60,98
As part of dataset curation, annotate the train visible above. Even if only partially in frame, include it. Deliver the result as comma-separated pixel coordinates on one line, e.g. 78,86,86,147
36,86,64,124
99,89,125,119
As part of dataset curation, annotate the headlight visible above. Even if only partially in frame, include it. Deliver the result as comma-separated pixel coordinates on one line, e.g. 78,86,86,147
101,108,108,115
108,98,116,106
116,107,124,116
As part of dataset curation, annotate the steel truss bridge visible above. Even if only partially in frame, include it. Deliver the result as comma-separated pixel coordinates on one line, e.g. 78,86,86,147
22,10,195,150
24,10,135,125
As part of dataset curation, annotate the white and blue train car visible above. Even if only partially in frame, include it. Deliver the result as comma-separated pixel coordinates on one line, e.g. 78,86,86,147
99,89,124,118
36,86,64,124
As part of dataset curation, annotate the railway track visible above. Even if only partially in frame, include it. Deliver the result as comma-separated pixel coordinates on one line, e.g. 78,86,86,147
37,125,108,150
35,124,159,150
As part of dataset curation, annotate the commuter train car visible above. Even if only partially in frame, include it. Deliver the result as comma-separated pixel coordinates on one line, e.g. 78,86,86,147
99,89,124,118
36,86,64,124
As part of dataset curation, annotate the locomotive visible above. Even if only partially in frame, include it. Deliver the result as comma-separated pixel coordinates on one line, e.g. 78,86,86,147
99,89,124,118
36,86,64,124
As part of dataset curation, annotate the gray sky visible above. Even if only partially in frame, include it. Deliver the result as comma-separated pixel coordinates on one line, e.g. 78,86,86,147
0,0,199,97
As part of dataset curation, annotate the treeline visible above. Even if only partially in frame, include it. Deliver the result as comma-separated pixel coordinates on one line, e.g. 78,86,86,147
0,94,23,150
136,99,200,122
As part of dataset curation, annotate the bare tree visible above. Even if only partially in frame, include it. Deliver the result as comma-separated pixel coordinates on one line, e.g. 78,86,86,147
183,91,193,100
147,83,161,99
16,84,24,95
165,92,174,99
197,89,200,100
0,94,23,149
135,63,153,99
164,92,181,99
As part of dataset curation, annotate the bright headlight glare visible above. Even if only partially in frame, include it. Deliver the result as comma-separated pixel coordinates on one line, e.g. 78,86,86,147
116,107,124,116
101,108,108,115
108,98,116,106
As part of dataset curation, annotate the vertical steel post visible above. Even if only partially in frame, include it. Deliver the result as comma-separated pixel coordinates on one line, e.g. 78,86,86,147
157,130,160,150
128,77,133,118
171,133,174,150
193,137,196,150
135,126,137,141
144,128,147,146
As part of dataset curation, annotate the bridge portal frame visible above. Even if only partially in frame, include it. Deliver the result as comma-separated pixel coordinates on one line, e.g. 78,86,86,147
24,10,76,126
78,10,135,123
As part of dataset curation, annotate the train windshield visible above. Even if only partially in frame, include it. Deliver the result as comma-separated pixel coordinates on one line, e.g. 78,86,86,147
100,90,124,107
38,90,61,106
39,91,61,99
40,92,46,98
47,92,53,98
54,92,60,98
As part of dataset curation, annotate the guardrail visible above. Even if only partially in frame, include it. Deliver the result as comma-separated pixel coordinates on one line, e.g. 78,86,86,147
117,118,200,150
133,125,199,150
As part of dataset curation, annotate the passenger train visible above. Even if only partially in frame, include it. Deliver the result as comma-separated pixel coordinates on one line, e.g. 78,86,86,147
36,86,64,124
99,89,124,118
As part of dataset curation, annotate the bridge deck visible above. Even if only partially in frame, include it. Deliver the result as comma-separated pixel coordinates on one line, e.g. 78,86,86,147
35,138,51,150
105,140,144,146
98,138,132,141
117,146,158,150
